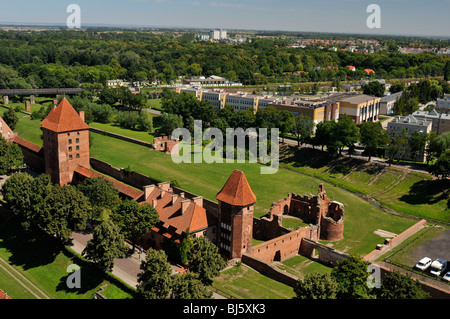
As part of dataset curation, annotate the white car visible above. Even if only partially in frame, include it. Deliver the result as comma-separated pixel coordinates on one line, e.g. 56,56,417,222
430,258,447,276
415,257,432,271
443,272,450,282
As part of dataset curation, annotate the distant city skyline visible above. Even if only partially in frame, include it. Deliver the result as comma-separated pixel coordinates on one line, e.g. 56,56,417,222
0,0,449,38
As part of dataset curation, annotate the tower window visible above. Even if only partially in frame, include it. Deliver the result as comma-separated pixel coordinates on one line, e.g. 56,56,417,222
76,145,80,151
76,138,79,143
68,139,72,144
69,155,73,160
69,146,72,152
76,154,80,159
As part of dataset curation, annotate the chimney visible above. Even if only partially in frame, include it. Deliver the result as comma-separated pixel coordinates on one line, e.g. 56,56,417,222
181,199,190,214
193,196,203,207
180,192,185,199
172,194,179,205
158,182,171,191
152,198,158,208
79,111,85,122
144,185,156,200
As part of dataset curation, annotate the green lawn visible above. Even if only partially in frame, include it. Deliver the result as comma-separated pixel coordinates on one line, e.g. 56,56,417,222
281,147,450,223
0,217,134,299
212,264,296,299
88,132,416,257
90,121,156,144
276,255,333,279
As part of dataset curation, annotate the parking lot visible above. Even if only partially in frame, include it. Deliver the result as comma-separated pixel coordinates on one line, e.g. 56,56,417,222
412,227,450,263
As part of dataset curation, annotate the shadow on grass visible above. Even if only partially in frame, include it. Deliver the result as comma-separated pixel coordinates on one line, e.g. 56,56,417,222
0,216,60,270
281,146,385,176
399,179,449,206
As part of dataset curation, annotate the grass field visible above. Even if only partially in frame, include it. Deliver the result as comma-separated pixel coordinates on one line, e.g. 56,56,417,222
90,121,156,144
0,217,134,299
87,132,417,257
5,109,437,298
281,147,450,223
211,264,296,299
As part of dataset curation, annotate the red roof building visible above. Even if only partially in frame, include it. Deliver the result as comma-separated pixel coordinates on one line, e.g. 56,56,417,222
41,98,91,186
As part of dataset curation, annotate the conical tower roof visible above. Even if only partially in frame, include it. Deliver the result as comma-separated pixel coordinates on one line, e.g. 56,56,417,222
216,170,257,206
41,98,89,133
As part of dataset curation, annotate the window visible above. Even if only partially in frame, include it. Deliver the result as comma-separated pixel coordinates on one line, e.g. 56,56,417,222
69,155,73,160
76,145,80,151
68,139,72,144
76,154,80,159
69,146,72,152
76,138,79,143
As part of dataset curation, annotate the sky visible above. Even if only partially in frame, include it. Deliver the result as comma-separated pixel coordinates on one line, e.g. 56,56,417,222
0,0,449,37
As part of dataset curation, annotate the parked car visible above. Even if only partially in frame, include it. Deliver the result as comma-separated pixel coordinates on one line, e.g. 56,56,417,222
430,258,448,276
443,272,450,282
415,257,432,271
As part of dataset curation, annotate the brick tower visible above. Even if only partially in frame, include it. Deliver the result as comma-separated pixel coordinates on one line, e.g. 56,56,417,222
41,98,90,186
216,170,256,260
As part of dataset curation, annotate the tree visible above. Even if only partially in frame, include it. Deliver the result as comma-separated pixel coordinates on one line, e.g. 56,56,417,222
408,131,427,163
331,255,371,299
359,122,389,161
77,177,122,224
334,115,359,156
292,114,314,146
36,184,90,243
82,220,127,271
170,272,212,299
188,236,227,285
0,136,24,174
314,121,336,151
294,272,338,299
137,248,173,299
113,199,159,251
386,129,409,165
444,61,450,82
159,113,183,137
362,81,385,97
3,107,18,130
428,149,450,179
279,110,295,143
98,88,119,105
1,172,34,218
376,271,430,299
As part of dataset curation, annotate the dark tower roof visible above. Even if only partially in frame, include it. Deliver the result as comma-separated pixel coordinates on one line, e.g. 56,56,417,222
216,170,256,206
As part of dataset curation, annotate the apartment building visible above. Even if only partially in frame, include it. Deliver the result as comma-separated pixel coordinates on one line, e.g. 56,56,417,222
337,94,381,124
268,97,340,126
436,94,450,113
379,91,403,115
386,114,432,162
412,109,450,135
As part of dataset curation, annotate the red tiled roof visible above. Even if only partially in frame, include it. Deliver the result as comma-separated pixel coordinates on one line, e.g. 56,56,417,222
41,98,90,133
13,136,43,154
74,165,144,200
216,170,256,206
144,187,208,234
0,289,11,299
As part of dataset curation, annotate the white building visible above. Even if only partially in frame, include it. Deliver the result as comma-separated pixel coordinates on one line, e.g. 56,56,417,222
209,29,227,40
436,94,450,112
386,114,432,162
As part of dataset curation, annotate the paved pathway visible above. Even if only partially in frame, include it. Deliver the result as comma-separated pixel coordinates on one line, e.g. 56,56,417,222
70,232,227,299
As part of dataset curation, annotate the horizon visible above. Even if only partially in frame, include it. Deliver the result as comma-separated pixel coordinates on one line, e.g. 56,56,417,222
0,0,448,38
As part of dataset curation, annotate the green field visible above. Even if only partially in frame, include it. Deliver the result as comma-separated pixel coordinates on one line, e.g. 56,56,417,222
0,217,134,299
281,147,450,223
5,110,437,298
212,264,296,299
90,121,156,144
